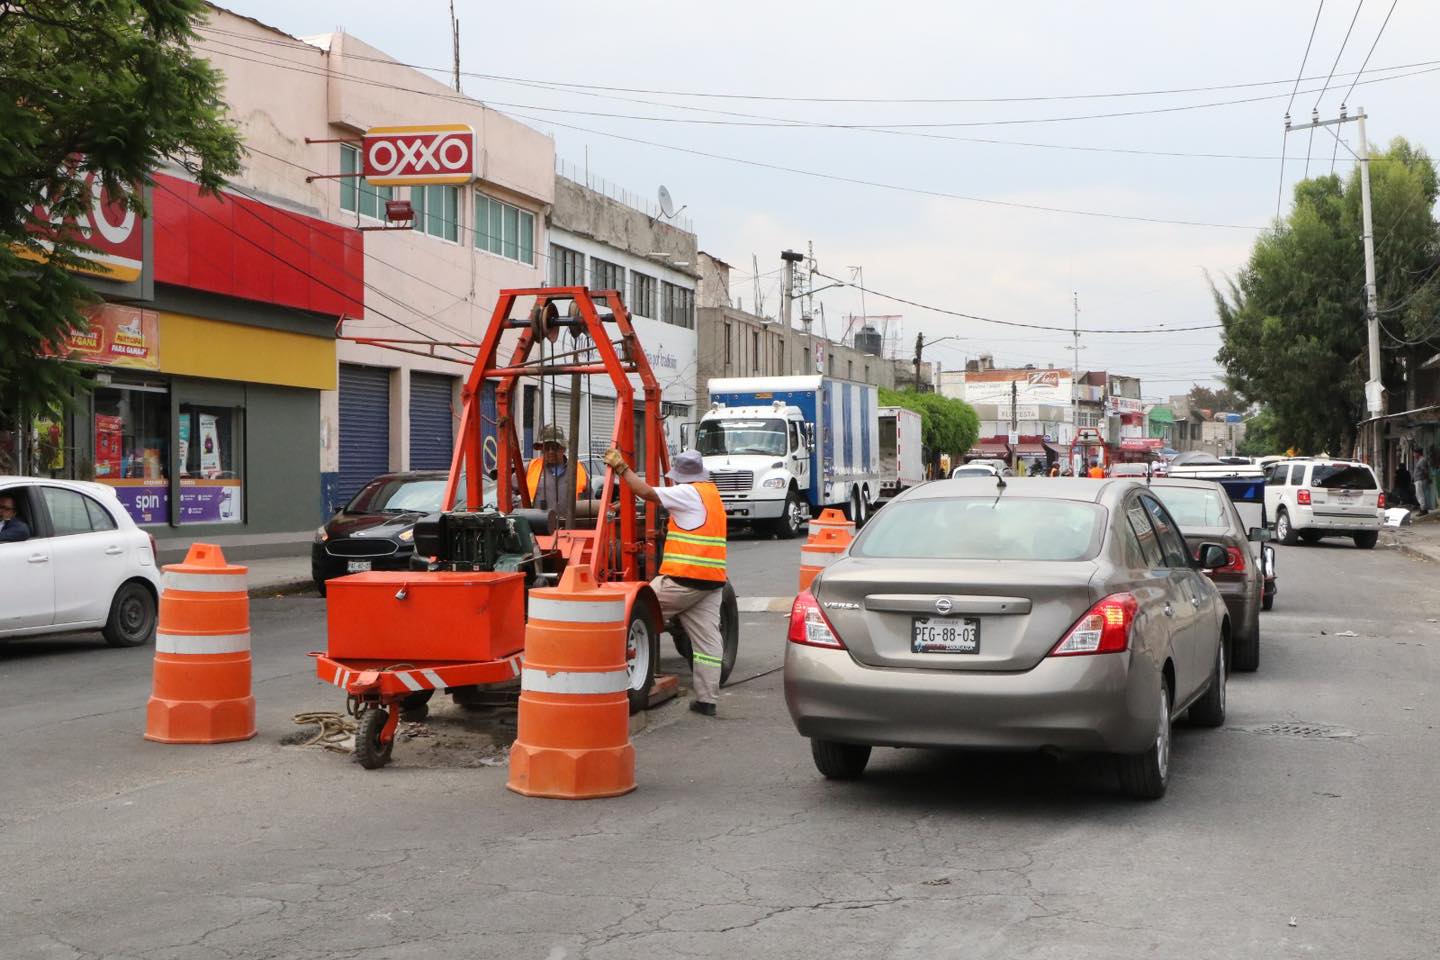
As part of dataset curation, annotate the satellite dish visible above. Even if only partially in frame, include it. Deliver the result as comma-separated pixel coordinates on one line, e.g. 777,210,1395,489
657,185,676,219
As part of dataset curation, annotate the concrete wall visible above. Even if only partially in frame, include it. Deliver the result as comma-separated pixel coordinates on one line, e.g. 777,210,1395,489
696,305,894,393
552,177,695,272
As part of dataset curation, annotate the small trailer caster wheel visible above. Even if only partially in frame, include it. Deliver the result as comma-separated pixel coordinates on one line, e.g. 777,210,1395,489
400,690,433,722
355,707,394,770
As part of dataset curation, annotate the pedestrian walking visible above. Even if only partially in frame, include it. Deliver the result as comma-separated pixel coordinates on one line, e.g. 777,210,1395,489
604,447,727,717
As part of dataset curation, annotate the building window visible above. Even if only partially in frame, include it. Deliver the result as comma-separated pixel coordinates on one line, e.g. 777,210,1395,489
549,243,584,286
339,144,393,220
473,194,534,265
661,281,694,329
777,340,785,375
752,331,760,372
410,184,459,242
864,364,870,383
631,272,656,318
803,346,811,373
591,257,625,292
92,383,169,525
828,353,835,376
724,321,733,368
847,360,854,380
178,404,244,524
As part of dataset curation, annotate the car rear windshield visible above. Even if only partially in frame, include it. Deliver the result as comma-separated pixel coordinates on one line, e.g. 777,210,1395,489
853,497,1104,561
1151,486,1231,528
1312,464,1377,490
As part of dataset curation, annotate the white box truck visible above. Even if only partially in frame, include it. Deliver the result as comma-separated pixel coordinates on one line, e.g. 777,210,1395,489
876,405,924,506
700,376,881,539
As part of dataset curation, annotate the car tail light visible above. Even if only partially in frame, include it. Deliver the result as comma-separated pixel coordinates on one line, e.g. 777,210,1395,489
1378,492,1386,509
788,591,845,649
1049,593,1137,656
1297,488,1312,505
1224,546,1246,571
147,533,158,564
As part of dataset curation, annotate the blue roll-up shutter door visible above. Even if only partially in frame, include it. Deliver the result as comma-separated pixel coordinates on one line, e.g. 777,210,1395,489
409,372,455,470
338,364,390,506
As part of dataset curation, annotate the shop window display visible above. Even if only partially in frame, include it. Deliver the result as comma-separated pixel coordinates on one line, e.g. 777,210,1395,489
93,385,170,524
178,404,243,524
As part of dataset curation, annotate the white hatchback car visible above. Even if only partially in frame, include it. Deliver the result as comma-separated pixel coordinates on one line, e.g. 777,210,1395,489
0,476,162,646
1263,459,1384,549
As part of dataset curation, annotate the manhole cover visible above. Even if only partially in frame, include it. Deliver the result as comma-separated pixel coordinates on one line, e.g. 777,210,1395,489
1244,721,1357,740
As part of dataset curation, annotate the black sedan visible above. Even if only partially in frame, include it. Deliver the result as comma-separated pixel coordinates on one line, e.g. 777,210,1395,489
312,471,492,595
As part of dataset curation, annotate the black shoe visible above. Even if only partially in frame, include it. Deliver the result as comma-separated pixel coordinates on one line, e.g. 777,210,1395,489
689,701,716,717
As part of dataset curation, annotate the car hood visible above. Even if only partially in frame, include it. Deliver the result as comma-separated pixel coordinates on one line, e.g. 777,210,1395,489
326,511,424,538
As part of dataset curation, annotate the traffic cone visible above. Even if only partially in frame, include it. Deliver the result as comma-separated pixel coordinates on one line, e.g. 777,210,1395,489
807,507,855,543
799,524,852,593
144,543,256,744
507,565,635,799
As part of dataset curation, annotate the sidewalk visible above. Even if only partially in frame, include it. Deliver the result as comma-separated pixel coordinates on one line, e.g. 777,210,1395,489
1382,511,1440,563
242,555,316,597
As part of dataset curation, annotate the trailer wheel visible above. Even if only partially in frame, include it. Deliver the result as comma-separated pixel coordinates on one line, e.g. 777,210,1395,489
626,606,659,715
400,690,433,722
670,582,739,686
354,707,394,770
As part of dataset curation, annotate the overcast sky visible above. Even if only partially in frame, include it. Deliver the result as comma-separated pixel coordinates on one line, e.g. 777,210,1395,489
220,0,1440,400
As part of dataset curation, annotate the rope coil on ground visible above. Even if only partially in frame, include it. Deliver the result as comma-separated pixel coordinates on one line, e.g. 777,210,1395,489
291,711,356,753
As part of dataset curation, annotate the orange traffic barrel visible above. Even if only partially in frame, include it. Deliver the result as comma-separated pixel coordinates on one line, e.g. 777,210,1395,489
807,507,854,544
144,543,256,744
798,524,852,593
508,565,635,799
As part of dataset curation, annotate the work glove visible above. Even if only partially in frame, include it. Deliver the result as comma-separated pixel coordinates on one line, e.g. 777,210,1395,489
603,448,627,471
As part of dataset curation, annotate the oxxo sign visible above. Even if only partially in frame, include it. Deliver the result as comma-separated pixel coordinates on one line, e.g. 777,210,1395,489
362,124,477,186
19,166,143,282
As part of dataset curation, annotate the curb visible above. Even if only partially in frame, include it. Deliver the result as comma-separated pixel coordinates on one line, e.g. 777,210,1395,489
1387,540,1436,564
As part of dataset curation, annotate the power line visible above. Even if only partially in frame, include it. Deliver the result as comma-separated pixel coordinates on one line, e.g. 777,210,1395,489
810,271,1222,334
1316,1,1366,111
200,24,1438,107
1341,0,1400,105
1279,1,1326,219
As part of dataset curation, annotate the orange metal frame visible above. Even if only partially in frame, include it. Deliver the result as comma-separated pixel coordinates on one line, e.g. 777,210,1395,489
427,287,672,583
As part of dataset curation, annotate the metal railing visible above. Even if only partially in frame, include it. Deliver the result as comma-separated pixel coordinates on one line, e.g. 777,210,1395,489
555,158,694,233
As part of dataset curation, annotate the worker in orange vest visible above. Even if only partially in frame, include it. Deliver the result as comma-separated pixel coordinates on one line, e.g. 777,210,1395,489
1087,458,1105,479
526,425,588,510
605,447,726,717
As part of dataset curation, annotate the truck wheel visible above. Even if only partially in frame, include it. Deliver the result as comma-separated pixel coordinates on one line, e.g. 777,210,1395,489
846,489,865,527
772,490,805,540
625,606,659,715
669,581,738,686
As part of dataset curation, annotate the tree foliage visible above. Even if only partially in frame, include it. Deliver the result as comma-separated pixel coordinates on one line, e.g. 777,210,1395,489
1187,384,1242,414
0,1,243,409
1213,138,1440,453
879,387,980,459
1236,408,1280,457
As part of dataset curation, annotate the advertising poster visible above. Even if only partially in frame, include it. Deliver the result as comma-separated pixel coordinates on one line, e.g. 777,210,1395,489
112,482,170,525
178,413,191,473
94,414,124,477
32,412,65,470
178,481,242,524
199,413,220,477
51,303,159,370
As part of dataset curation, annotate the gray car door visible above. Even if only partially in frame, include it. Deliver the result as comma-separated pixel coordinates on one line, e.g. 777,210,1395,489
1139,494,1205,702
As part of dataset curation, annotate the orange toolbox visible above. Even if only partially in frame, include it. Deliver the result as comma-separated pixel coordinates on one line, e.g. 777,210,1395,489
325,571,526,661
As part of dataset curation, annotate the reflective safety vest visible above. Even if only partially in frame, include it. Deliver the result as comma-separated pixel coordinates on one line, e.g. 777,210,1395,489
526,458,589,501
659,482,728,582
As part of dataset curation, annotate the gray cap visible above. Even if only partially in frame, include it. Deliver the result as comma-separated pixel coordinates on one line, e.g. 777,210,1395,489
665,449,709,483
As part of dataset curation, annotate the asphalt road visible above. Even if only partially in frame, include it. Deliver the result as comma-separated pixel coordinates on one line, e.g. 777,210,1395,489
3,533,1438,959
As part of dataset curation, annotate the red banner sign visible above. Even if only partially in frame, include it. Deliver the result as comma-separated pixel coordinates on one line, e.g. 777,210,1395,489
363,124,476,185
1120,437,1164,451
19,167,143,282
57,303,160,370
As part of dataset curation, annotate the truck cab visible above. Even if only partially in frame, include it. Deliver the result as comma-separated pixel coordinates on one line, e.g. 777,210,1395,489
696,401,812,539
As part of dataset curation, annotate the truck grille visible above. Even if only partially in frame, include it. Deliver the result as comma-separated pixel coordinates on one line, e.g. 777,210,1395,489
710,470,754,494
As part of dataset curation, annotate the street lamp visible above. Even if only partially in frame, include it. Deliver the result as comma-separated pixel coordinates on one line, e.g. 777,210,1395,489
914,333,963,391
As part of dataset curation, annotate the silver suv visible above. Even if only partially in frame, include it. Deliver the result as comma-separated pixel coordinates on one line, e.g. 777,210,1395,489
1263,458,1383,549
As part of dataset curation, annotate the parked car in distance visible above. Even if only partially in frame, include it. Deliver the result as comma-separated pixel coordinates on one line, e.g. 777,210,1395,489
313,471,494,595
950,461,1015,479
1108,463,1153,479
785,477,1230,799
0,476,161,647
1166,451,1265,481
1263,458,1383,548
1149,478,1268,671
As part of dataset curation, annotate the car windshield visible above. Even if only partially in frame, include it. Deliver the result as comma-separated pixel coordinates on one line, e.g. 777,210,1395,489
853,497,1104,561
950,467,992,478
346,475,493,514
1312,464,1376,490
696,418,789,456
1152,486,1231,528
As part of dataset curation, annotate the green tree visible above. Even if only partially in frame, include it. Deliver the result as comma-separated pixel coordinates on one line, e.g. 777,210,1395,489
1187,384,1242,414
879,388,981,465
1213,138,1439,453
1,1,243,411
1236,409,1280,457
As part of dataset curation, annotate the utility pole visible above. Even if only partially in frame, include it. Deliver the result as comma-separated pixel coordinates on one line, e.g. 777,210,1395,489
913,332,924,391
449,0,461,93
1286,107,1383,419
1010,378,1019,472
780,249,804,375
751,254,763,317
1070,292,1083,380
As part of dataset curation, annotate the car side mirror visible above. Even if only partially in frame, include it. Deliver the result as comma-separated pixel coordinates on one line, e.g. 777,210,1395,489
1198,542,1230,569
1248,527,1271,542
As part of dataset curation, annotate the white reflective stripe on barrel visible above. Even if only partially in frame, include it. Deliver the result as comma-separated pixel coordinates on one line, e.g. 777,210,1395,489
800,550,839,568
156,631,251,655
162,571,249,593
521,667,630,695
528,596,626,624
